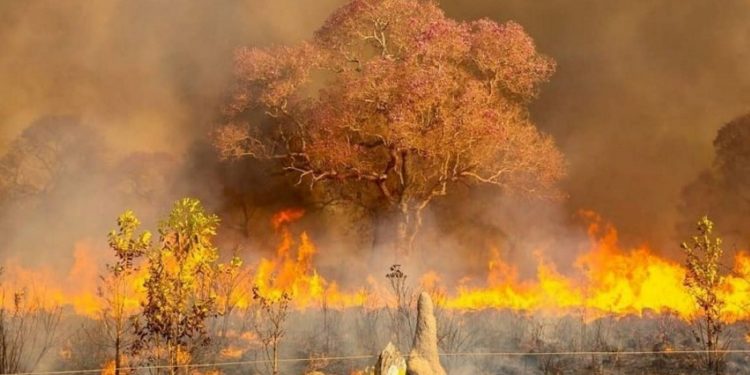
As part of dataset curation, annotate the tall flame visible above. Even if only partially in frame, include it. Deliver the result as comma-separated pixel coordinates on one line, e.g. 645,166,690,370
446,211,750,321
2,241,103,316
250,208,368,308
2,209,750,323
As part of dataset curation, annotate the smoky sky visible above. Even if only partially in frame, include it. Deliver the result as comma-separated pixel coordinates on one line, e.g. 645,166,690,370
441,0,750,250
2,0,750,257
0,0,344,154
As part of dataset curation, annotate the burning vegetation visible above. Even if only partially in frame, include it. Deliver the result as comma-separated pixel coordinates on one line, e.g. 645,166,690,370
2,0,750,374
3,202,750,374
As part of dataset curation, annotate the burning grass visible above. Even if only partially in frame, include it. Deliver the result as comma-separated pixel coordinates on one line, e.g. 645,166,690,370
2,208,750,374
4,210,750,321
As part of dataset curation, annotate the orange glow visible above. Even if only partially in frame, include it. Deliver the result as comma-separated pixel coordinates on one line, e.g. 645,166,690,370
2,241,104,317
250,209,368,308
271,208,305,230
446,211,750,321
3,210,750,323
2,241,149,317
100,360,116,375
447,212,697,318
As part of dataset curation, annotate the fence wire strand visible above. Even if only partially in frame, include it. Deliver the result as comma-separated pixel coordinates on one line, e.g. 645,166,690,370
4,349,750,375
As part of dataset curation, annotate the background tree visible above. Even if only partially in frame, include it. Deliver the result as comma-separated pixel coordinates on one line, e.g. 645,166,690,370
0,116,104,204
678,113,750,250
0,116,108,266
681,216,728,374
114,152,179,205
132,198,222,375
214,0,565,256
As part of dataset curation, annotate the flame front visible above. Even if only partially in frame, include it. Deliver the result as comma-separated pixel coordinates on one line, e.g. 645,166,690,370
3,210,750,323
1,241,148,317
448,213,698,318
447,212,750,321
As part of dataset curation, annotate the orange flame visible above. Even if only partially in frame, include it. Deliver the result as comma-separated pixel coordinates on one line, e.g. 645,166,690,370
271,208,305,230
3,209,750,324
250,208,368,308
446,211,750,321
2,241,148,317
1,241,103,316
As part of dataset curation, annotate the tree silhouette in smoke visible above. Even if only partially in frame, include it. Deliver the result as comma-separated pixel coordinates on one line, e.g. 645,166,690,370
214,0,565,256
0,116,104,205
678,113,750,249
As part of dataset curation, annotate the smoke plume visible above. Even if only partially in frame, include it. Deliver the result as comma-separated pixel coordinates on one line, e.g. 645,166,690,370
2,0,750,274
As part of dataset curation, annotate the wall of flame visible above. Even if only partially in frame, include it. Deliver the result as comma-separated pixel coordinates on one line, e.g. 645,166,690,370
2,209,749,323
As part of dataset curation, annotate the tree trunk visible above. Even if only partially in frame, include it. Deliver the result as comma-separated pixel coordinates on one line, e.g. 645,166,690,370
370,208,398,259
114,335,121,375
397,203,425,260
272,337,279,375
369,205,424,260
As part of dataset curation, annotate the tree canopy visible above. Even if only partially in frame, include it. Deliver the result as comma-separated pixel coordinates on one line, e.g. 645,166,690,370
214,0,565,254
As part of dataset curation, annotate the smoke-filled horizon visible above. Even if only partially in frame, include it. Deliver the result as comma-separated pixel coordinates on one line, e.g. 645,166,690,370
440,0,750,251
2,0,750,270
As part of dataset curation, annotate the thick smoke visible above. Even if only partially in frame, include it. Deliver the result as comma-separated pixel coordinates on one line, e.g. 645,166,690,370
442,0,750,254
0,0,344,154
3,3,750,373
2,0,750,275
0,0,343,269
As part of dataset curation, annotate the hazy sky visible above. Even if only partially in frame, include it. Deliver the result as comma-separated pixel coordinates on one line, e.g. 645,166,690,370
2,0,749,250
443,0,750,248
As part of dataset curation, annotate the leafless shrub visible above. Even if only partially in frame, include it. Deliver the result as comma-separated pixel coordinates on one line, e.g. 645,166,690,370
521,317,565,375
580,316,620,372
0,276,62,374
61,321,111,372
385,265,415,351
203,254,250,364
250,285,291,375
300,296,344,374
354,288,383,356
427,287,474,371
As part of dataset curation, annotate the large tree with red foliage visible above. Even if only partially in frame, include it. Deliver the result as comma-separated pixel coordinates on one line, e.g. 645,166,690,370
214,0,565,256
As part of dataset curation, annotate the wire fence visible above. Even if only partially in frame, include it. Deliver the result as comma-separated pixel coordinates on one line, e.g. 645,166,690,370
4,349,750,375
